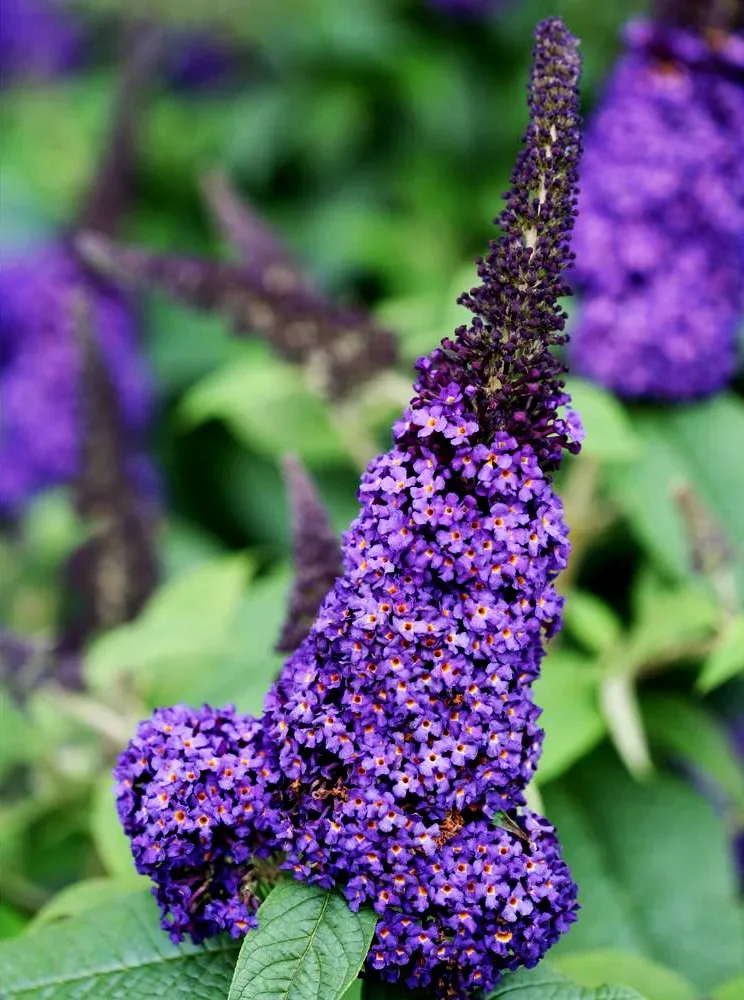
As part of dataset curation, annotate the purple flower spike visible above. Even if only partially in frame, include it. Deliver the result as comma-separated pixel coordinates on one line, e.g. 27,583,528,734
570,17,744,399
259,19,582,996
418,17,583,470
0,249,152,512
115,20,582,997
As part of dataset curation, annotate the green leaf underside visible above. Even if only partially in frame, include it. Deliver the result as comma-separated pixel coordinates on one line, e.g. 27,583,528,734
486,963,646,998
545,749,744,991
228,881,377,1000
552,948,697,1000
0,890,239,999
607,396,744,604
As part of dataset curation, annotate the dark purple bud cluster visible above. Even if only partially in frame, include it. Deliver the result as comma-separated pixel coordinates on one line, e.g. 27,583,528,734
569,18,744,399
415,19,583,471
115,19,582,998
276,456,342,654
0,248,152,512
114,704,282,943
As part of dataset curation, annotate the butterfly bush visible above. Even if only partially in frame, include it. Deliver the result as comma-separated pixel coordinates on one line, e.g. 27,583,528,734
116,18,583,999
570,16,744,399
0,248,152,511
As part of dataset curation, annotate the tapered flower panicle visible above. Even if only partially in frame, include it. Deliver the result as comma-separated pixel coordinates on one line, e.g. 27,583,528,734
0,250,152,512
116,19,582,999
569,16,744,399
78,174,399,401
417,18,582,471
259,19,582,996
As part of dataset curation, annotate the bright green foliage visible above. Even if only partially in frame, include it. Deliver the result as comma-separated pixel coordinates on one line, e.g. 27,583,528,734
227,882,377,1000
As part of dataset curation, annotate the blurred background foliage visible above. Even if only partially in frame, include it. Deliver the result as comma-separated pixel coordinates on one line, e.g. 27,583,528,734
1,1,743,998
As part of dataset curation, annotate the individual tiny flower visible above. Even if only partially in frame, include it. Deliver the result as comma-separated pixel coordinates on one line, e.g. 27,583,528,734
569,14,744,399
0,0,82,85
276,456,342,654
114,704,282,942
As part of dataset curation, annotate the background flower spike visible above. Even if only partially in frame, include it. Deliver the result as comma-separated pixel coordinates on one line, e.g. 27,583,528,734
568,0,744,399
76,229,399,402
56,294,158,657
276,455,342,654
200,170,313,294
74,22,164,239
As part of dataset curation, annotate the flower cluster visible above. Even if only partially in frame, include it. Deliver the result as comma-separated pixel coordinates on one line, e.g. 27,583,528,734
569,17,744,399
116,18,582,998
0,247,152,511
114,704,282,942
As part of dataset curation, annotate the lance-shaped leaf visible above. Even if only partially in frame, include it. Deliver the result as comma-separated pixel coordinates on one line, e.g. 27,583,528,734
57,296,158,655
75,23,162,238
201,170,311,292
276,456,341,653
76,234,399,399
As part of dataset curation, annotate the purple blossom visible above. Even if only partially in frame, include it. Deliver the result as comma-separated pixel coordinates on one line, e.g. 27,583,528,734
0,0,82,85
115,19,582,998
258,19,582,995
114,704,282,942
0,247,152,511
569,18,744,399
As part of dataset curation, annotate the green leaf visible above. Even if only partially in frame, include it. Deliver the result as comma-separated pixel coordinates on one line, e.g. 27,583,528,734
564,379,640,463
712,974,744,1000
227,881,377,1000
0,890,240,999
641,694,744,813
0,903,27,940
86,554,251,699
545,749,744,991
625,572,719,671
552,949,697,1000
698,616,744,692
533,652,605,785
486,963,646,998
181,343,348,465
0,689,34,780
170,569,290,714
563,591,623,657
30,878,145,930
599,674,652,781
89,775,141,880
607,396,744,603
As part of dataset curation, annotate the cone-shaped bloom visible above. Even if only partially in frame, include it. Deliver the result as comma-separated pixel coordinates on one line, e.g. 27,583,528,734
116,18,583,999
261,18,582,996
0,248,152,512
570,17,744,399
